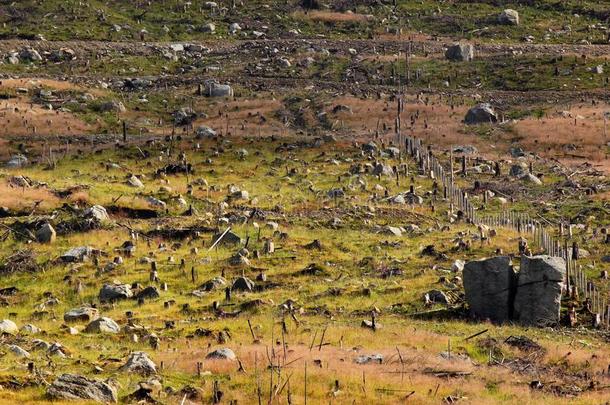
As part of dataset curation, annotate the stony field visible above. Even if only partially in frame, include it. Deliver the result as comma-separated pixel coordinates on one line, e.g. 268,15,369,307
0,1,609,404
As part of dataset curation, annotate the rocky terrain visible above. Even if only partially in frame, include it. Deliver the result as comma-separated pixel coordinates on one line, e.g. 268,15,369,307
0,1,609,404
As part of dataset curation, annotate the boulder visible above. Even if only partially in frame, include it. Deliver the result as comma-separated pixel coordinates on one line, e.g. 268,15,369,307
520,173,542,185
205,348,236,361
197,276,227,292
498,9,519,25
19,47,42,62
99,100,126,113
205,81,233,97
201,23,216,33
60,246,93,262
229,23,241,34
136,286,160,300
463,256,515,323
85,205,110,222
232,276,255,292
445,43,474,62
120,351,157,375
85,317,121,334
20,323,41,334
174,107,197,126
195,125,217,138
6,154,28,168
212,231,241,246
465,103,497,125
64,307,99,323
8,344,30,358
127,175,144,188
372,163,393,177
0,319,18,335
36,223,56,244
99,283,133,302
47,374,118,403
509,163,527,177
513,256,565,326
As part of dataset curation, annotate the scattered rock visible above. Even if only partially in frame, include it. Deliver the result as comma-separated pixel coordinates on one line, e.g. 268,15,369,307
445,43,474,62
465,103,497,125
47,374,118,403
85,317,121,334
64,307,99,323
498,9,519,25
120,351,157,376
99,283,133,302
205,348,236,361
60,246,93,263
232,276,255,292
36,223,56,244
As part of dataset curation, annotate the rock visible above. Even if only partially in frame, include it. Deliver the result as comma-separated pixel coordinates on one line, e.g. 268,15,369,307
509,163,527,177
372,163,393,177
424,290,449,304
232,276,255,292
513,256,565,326
174,107,197,126
205,348,236,361
146,197,166,209
19,47,42,62
85,205,109,222
228,253,251,266
355,354,383,364
520,173,542,185
453,145,477,155
452,260,465,272
197,277,227,292
204,81,233,97
463,256,515,323
136,286,160,300
99,100,126,113
327,188,345,198
49,48,76,62
445,43,474,62
212,231,241,246
384,226,403,236
36,223,56,244
229,190,249,201
229,23,241,34
20,323,41,334
0,319,18,335
465,103,497,125
99,283,133,302
60,246,93,262
6,154,28,168
120,351,157,375
509,147,526,158
201,23,216,33
498,9,519,25
127,175,144,188
6,54,19,64
85,317,121,334
47,374,118,403
195,125,217,137
8,344,30,358
64,307,99,323
362,142,378,153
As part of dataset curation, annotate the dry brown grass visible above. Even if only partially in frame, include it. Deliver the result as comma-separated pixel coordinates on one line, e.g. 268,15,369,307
293,10,372,24
0,182,60,211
